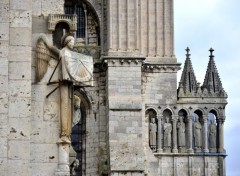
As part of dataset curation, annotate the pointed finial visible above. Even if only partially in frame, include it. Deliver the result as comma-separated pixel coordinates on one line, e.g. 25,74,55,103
209,48,214,58
186,47,191,58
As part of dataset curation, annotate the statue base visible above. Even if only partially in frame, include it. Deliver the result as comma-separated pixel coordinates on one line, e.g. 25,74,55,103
194,147,202,153
209,148,217,153
163,147,171,153
55,139,71,176
187,148,194,154
178,147,186,153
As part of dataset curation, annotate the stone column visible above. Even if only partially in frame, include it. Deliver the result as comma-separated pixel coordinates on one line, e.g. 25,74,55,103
203,115,209,153
187,116,194,154
218,117,225,153
172,115,178,153
55,142,71,176
157,115,163,153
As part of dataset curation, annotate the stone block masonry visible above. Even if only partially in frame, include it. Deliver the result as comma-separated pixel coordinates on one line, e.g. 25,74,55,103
0,0,33,175
105,58,145,174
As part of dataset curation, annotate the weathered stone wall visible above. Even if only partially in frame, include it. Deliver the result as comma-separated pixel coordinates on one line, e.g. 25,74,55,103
142,70,178,105
0,0,32,175
105,58,145,175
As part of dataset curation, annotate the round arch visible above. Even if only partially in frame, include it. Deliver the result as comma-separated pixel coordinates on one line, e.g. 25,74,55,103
145,107,159,116
208,108,220,118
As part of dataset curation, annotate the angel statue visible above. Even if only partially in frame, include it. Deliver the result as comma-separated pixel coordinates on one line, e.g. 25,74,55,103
36,34,93,143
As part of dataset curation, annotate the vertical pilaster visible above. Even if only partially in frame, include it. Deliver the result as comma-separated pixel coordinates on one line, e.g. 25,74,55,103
170,0,174,57
107,0,112,51
163,0,173,57
155,0,159,56
172,115,178,153
147,0,150,56
203,115,209,153
157,115,163,153
126,0,130,51
187,116,194,153
117,0,121,50
135,0,139,51
218,117,225,153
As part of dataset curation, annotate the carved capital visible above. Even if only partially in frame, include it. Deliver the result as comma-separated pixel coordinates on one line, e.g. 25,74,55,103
157,115,163,121
187,116,193,122
171,115,178,123
217,117,225,124
203,115,208,123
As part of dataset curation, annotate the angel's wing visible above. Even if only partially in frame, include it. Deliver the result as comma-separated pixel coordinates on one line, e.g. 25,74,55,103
36,34,60,82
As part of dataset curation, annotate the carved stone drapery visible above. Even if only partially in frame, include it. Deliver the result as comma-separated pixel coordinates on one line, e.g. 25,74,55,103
209,119,217,152
193,117,202,152
177,116,186,153
149,117,157,151
163,117,172,153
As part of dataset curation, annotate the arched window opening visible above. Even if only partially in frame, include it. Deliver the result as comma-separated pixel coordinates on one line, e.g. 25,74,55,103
65,2,85,38
64,0,100,46
70,93,87,176
53,22,70,49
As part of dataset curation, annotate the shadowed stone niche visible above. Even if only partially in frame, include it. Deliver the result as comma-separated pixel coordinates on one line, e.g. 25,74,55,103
146,109,158,152
177,109,188,153
162,109,173,153
208,110,218,153
193,110,204,153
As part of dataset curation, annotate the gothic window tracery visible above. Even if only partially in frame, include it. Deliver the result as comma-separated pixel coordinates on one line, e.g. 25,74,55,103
64,0,100,46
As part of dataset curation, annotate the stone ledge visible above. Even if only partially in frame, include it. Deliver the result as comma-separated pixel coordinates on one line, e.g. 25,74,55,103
154,153,227,157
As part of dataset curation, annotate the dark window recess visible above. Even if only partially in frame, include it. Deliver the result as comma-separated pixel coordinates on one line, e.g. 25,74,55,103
53,22,70,49
65,6,85,38
70,106,86,176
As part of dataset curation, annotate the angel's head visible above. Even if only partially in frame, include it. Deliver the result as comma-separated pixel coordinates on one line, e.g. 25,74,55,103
63,35,75,49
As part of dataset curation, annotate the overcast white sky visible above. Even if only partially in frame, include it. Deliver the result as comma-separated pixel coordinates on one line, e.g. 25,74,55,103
174,0,240,175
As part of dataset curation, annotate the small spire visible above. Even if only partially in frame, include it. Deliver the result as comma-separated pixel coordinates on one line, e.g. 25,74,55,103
179,47,198,95
202,48,225,95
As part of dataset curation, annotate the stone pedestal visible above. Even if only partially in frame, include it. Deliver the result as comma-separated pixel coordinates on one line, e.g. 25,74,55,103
55,141,71,176
163,147,171,153
178,147,186,153
194,147,202,153
209,148,217,153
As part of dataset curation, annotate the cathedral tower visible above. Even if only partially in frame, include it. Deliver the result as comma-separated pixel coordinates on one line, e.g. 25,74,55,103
0,0,227,175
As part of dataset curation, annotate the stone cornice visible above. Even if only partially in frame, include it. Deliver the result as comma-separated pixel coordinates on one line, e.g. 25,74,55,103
142,63,181,73
101,56,145,67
